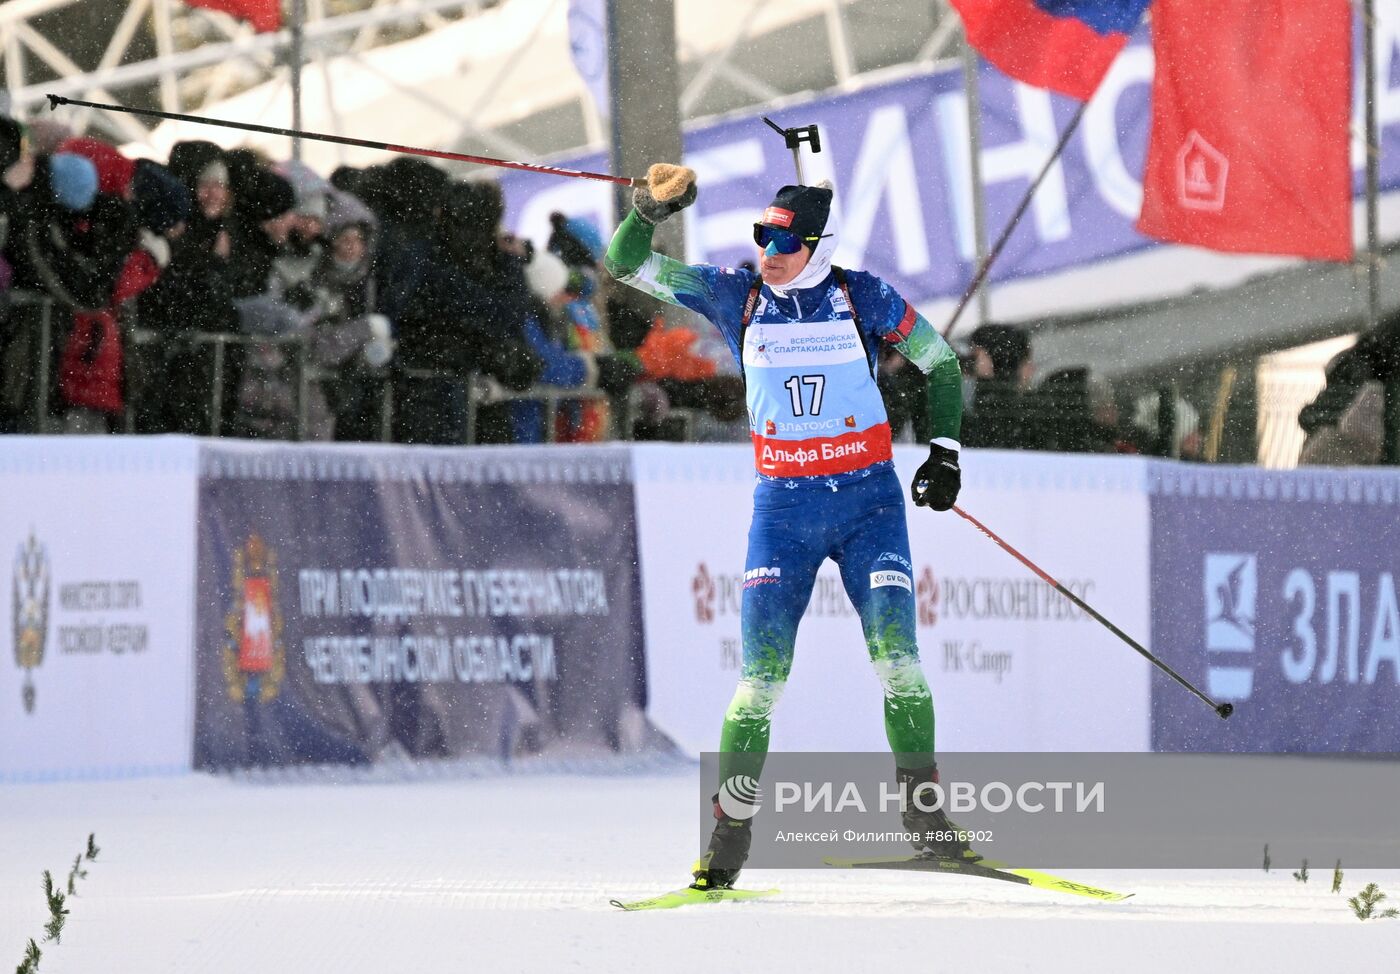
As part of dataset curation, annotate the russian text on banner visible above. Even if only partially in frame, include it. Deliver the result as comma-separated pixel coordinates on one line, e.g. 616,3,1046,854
1150,465,1400,752
194,444,647,769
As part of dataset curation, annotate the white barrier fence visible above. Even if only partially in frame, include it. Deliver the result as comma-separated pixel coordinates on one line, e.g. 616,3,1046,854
0,438,1246,780
0,438,199,780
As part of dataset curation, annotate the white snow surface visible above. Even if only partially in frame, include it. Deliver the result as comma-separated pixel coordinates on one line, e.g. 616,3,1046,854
3,763,1396,973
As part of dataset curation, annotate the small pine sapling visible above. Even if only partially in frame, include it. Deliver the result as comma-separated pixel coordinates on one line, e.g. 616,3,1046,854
1292,859,1309,883
1262,844,1270,872
67,853,88,896
15,938,41,974
41,870,68,944
1332,861,1343,894
85,833,100,861
1349,883,1400,921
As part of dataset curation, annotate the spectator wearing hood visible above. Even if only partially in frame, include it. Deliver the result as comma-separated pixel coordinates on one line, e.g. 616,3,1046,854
515,249,600,442
136,149,241,434
225,162,295,298
270,159,331,309
389,179,540,444
55,136,135,199
302,189,392,441
24,135,140,431
368,157,450,329
548,211,605,270
1,150,136,431
1299,310,1400,461
1033,366,1118,454
59,152,187,432
961,323,1047,450
547,210,609,346
169,144,295,300
119,161,199,432
8,152,133,308
167,140,235,272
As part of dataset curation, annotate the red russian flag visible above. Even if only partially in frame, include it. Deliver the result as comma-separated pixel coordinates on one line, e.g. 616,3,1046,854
951,0,1150,101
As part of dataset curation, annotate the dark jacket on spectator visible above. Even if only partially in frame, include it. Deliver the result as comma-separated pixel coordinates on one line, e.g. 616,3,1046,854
962,377,1044,450
8,157,134,312
226,166,295,299
394,181,540,389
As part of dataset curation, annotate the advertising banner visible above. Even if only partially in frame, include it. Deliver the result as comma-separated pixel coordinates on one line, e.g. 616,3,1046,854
194,444,646,769
1150,466,1400,752
634,445,1153,756
0,437,200,781
501,16,1400,309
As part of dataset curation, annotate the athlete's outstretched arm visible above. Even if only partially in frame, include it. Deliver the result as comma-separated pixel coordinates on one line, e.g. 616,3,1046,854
604,206,730,323
604,170,754,358
885,311,963,446
605,167,705,306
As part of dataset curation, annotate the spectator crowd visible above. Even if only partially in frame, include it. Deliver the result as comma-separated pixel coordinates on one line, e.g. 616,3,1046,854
0,113,1278,458
881,322,1204,460
0,115,740,444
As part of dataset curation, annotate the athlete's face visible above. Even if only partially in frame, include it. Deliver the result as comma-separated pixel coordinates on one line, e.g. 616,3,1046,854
759,244,811,287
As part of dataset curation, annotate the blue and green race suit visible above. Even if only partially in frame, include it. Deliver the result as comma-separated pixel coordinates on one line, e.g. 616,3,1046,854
606,210,962,771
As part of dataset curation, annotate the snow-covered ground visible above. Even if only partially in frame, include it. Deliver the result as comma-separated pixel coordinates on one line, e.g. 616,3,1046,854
3,764,1396,973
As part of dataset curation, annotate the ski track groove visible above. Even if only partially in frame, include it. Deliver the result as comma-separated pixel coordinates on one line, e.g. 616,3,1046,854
105,874,1374,925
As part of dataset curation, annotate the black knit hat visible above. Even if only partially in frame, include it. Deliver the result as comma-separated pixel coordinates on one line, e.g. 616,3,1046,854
757,184,833,239
132,159,191,234
167,140,224,191
236,166,295,223
969,323,1031,378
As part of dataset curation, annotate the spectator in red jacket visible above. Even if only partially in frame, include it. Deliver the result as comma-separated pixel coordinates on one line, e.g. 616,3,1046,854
58,146,189,433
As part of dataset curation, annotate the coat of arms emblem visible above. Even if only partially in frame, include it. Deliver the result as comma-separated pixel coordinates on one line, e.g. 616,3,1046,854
222,534,285,703
12,531,50,713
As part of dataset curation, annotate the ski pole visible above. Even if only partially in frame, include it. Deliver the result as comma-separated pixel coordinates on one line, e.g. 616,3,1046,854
45,94,647,188
939,99,1089,339
951,504,1234,720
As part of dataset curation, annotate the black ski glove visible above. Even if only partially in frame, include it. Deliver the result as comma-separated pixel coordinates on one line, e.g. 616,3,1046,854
632,163,697,225
911,443,960,512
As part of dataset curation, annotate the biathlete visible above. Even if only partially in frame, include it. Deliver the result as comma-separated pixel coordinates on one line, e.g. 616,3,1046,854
605,167,969,890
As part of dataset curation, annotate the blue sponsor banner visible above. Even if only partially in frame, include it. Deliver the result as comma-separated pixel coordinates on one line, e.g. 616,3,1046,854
194,444,645,769
1149,465,1400,753
502,18,1400,309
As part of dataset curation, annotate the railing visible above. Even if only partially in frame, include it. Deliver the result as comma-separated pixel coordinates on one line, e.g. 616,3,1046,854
4,296,629,442
393,368,618,445
170,328,621,443
22,291,1365,458
0,293,57,434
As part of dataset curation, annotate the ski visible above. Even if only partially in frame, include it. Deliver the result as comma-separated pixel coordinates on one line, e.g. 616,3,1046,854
609,886,780,912
822,855,1133,902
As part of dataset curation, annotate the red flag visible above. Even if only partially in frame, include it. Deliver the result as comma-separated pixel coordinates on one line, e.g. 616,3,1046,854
185,0,283,33
1137,0,1353,261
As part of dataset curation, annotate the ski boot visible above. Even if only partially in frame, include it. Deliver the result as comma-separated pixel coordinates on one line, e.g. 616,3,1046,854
690,794,753,890
896,765,980,862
